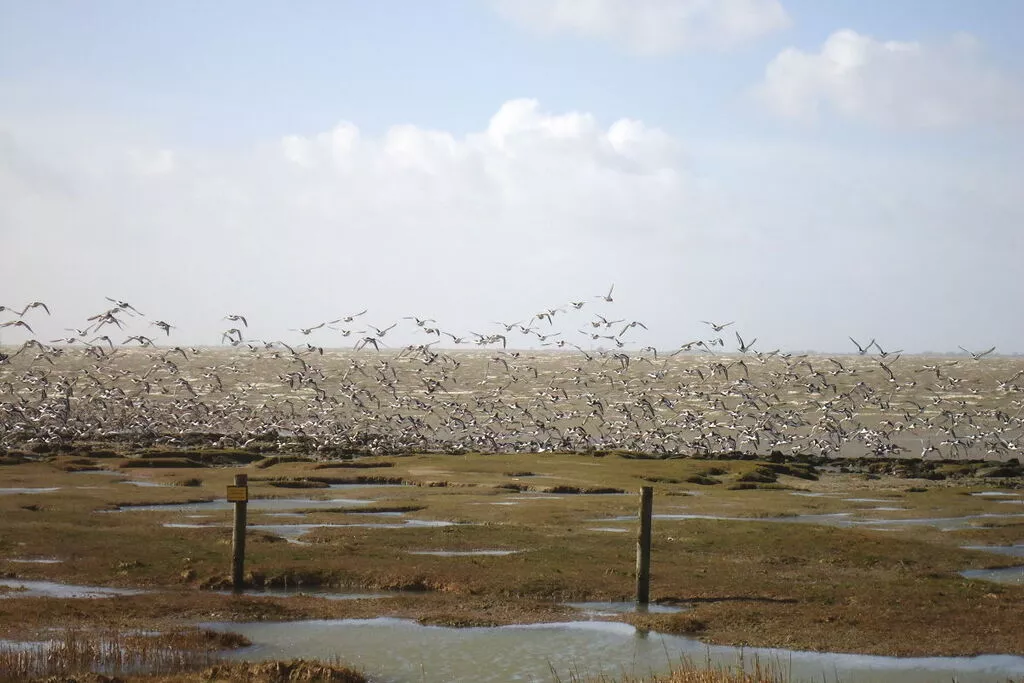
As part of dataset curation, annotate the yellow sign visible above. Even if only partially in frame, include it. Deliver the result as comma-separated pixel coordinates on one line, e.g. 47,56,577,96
226,485,248,503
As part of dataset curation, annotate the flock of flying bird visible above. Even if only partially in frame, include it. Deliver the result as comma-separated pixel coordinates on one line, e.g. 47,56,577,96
0,293,1020,461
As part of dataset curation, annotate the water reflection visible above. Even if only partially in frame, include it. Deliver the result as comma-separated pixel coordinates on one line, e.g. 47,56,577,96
206,617,1024,683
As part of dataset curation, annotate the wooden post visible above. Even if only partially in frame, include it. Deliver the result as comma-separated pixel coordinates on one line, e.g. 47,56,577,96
230,473,248,594
636,486,653,606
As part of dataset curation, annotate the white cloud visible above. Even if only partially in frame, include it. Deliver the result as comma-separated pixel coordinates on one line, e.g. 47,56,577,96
1,99,1021,353
754,29,1024,127
126,148,176,176
492,0,790,54
0,100,738,347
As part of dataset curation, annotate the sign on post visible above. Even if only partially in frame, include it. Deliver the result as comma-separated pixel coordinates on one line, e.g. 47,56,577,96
226,485,248,502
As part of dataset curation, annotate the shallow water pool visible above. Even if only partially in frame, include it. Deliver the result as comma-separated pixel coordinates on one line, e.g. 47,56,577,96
205,617,1024,683
0,579,145,599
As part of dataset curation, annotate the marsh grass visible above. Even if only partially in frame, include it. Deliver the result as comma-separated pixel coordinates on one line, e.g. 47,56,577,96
0,453,1021,658
556,652,788,683
0,628,245,680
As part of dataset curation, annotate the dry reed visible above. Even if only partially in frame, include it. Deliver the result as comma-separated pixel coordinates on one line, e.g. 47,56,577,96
0,627,236,681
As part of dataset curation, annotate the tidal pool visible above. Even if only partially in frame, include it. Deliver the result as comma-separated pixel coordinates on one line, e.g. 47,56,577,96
591,512,1024,531
843,498,899,503
249,520,460,542
0,579,145,599
214,587,398,600
565,601,685,616
959,544,1024,585
327,483,411,489
959,566,1024,585
114,497,375,512
161,519,459,542
205,617,1024,683
406,550,520,557
6,558,62,564
962,544,1024,558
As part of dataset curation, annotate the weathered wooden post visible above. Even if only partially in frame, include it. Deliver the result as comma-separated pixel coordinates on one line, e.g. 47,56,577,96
636,485,653,606
228,473,249,594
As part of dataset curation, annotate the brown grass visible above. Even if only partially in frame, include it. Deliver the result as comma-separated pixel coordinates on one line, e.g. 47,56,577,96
0,628,243,681
568,658,787,682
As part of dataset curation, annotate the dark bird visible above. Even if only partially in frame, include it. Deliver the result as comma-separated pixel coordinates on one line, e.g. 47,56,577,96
19,301,51,316
735,331,757,354
849,337,875,355
105,297,144,316
0,320,34,334
336,309,368,323
959,345,996,360
291,323,326,335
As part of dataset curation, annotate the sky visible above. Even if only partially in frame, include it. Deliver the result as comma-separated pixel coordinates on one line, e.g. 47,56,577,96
1,0,1022,353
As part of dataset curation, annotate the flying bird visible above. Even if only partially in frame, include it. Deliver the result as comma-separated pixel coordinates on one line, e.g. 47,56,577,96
222,328,244,345
19,301,50,316
336,309,368,323
872,341,902,358
124,335,156,347
735,331,757,354
105,297,144,316
959,345,996,360
0,320,34,334
355,336,380,351
849,337,875,355
619,320,648,336
291,323,326,335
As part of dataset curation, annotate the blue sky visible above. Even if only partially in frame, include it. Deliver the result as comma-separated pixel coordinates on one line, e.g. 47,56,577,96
1,1,1022,352
4,1,1022,142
